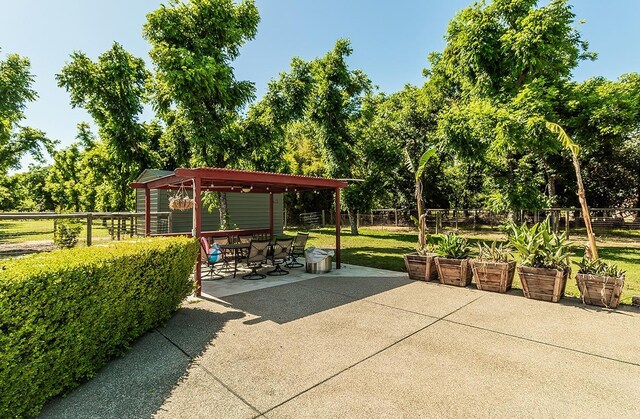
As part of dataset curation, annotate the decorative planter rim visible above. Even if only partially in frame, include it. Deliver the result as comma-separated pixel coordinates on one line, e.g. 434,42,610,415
575,272,625,282
435,256,470,262
471,259,516,266
517,265,570,274
405,252,437,257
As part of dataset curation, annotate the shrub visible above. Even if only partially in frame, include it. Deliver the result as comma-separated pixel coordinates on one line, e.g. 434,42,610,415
577,257,625,278
508,218,572,269
0,237,198,418
476,241,513,263
53,219,83,248
435,233,471,259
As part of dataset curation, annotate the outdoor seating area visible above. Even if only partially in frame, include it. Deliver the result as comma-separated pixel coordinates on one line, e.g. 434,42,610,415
200,232,312,280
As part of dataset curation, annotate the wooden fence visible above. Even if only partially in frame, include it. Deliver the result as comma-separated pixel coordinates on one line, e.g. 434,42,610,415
0,212,171,247
287,207,640,237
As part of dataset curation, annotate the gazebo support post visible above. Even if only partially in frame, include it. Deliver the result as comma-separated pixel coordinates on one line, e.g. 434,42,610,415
193,176,202,297
144,187,151,237
335,187,341,269
269,192,274,240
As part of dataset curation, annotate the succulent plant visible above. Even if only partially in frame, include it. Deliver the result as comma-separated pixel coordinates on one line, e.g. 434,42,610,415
577,258,625,278
436,233,471,259
476,241,512,263
507,218,572,269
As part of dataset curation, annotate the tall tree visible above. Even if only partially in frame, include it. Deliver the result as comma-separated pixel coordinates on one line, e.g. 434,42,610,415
144,0,260,228
57,42,153,210
433,0,595,210
0,49,55,175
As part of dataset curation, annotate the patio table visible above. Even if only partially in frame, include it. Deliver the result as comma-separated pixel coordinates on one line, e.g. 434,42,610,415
220,243,251,278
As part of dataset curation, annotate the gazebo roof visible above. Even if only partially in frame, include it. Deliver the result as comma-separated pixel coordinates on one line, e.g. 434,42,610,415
130,167,349,193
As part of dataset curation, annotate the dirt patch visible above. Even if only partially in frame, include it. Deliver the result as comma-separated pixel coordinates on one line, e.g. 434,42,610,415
0,240,56,259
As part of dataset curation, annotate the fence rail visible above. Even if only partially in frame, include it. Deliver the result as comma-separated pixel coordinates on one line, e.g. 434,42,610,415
0,211,173,242
287,207,640,236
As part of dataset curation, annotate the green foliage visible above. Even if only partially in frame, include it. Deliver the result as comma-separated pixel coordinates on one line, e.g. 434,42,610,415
0,49,56,176
0,237,198,418
57,43,155,211
435,233,471,259
508,218,572,269
53,219,82,248
416,235,438,255
476,241,513,263
577,257,625,278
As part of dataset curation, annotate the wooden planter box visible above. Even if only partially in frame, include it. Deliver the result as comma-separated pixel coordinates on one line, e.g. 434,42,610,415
471,260,516,293
404,253,438,281
435,258,472,287
517,266,570,303
576,273,625,309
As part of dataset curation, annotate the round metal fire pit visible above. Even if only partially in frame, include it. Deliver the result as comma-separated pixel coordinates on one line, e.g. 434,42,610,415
305,256,332,274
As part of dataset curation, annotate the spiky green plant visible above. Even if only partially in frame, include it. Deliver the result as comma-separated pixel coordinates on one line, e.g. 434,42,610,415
476,241,513,263
577,258,625,278
436,233,471,259
508,218,572,269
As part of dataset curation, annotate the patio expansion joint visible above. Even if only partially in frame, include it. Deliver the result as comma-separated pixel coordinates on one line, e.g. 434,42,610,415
260,295,485,416
441,319,640,368
291,280,442,320
153,328,265,417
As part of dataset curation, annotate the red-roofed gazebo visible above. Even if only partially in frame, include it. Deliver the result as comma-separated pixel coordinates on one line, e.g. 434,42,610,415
131,168,349,296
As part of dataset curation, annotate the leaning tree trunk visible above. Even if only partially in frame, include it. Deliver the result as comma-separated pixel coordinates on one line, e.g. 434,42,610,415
347,208,359,235
218,191,229,230
416,179,425,248
571,153,599,260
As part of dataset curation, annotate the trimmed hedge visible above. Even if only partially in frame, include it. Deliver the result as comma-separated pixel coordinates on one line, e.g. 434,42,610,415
0,237,198,418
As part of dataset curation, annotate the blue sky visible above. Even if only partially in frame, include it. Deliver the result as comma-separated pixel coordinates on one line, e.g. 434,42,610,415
2,0,639,170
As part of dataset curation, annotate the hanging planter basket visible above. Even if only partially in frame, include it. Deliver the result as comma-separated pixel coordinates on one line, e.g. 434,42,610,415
168,183,194,211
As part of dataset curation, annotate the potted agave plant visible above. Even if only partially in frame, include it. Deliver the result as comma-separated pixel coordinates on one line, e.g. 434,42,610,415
576,258,625,309
404,241,438,281
509,218,572,303
471,241,516,293
434,233,472,287
403,147,438,281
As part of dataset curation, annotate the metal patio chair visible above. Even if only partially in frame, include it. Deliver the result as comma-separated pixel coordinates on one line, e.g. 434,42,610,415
286,232,309,268
242,239,271,280
200,237,226,279
268,237,294,276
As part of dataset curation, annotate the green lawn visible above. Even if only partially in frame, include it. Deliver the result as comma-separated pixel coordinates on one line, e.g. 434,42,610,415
297,227,640,305
0,219,119,244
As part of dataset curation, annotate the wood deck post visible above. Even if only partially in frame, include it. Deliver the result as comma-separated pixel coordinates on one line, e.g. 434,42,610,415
144,187,151,237
335,188,341,269
86,213,92,246
193,177,202,297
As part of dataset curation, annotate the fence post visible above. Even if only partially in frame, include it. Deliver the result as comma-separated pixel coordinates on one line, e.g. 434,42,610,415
370,211,374,226
86,213,92,247
357,213,361,229
322,210,326,226
394,209,398,226
435,212,439,235
566,209,570,239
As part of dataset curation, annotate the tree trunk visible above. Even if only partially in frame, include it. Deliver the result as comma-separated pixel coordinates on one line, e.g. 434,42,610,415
416,179,425,247
218,191,228,230
347,209,358,235
572,153,598,260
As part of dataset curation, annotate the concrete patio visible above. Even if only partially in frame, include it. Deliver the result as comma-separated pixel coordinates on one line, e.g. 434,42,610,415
42,264,640,418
